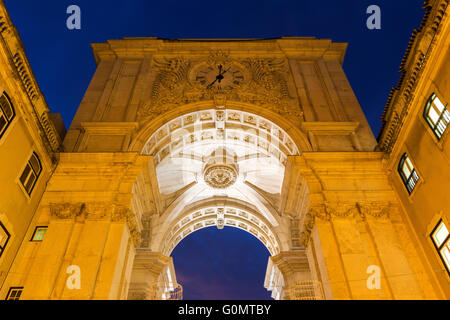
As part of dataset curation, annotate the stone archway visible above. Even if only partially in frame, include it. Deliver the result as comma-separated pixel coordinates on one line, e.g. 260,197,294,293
5,37,441,300
126,105,322,300
128,100,312,154
156,200,284,256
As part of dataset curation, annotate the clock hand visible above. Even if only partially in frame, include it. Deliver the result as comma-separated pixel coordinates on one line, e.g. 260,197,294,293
217,65,231,83
206,65,230,89
207,77,218,89
221,67,231,76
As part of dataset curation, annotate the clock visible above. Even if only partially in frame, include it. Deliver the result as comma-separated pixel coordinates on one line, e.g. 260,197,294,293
190,62,246,90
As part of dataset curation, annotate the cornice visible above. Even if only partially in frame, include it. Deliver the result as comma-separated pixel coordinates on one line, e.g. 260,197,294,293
0,1,63,154
377,0,449,153
91,37,347,65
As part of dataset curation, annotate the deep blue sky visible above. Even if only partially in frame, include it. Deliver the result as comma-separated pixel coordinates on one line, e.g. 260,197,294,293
4,1,425,299
171,227,272,300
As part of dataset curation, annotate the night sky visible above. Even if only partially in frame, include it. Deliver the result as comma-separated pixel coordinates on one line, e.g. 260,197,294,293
4,0,425,300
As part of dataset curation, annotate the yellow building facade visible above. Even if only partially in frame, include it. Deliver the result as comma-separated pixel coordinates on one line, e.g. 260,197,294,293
377,0,450,297
0,1,64,299
0,0,448,300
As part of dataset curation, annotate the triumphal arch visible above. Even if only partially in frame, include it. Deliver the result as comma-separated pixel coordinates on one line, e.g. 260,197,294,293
6,37,442,300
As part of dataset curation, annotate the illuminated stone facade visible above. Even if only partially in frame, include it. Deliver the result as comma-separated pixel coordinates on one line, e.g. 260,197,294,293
0,0,449,300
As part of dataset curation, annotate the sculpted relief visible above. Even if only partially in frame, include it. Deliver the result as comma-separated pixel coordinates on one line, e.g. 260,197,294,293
137,51,303,122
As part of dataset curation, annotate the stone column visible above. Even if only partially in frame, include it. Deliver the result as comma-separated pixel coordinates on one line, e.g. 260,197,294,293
285,152,442,299
270,250,323,300
127,250,173,300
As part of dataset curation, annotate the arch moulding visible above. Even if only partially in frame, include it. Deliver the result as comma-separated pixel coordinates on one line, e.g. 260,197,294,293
128,100,312,155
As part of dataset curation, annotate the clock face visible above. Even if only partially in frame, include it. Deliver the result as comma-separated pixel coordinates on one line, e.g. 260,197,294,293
190,63,245,90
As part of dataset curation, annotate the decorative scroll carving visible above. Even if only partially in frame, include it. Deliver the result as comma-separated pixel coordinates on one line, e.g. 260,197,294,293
83,202,111,220
299,211,315,248
357,202,391,220
238,58,300,118
325,202,359,219
50,202,142,247
309,202,392,221
49,203,84,219
309,205,330,221
206,50,233,68
298,201,393,246
112,204,142,247
138,51,302,121
129,228,142,248
111,204,131,222
141,57,192,118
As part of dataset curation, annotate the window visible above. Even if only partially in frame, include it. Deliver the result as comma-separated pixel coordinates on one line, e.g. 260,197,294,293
398,153,420,194
5,287,23,300
19,152,42,195
431,220,450,275
0,91,15,139
424,93,450,139
31,226,47,242
0,221,10,258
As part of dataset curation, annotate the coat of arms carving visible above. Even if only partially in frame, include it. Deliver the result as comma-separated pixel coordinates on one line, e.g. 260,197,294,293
138,51,303,121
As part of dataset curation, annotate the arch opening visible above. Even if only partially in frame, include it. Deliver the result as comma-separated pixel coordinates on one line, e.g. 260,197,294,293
170,226,274,300
160,204,282,257
136,108,302,232
128,106,305,301
142,108,300,166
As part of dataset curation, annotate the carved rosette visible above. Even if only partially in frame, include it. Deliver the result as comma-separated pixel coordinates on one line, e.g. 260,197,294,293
203,165,238,189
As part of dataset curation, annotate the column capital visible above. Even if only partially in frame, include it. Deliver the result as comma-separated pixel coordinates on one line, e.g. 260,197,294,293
269,251,324,300
128,250,174,300
270,250,310,281
131,250,171,276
